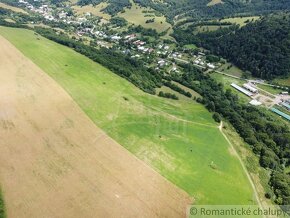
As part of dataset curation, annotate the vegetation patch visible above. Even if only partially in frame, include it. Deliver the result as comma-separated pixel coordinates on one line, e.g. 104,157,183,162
219,16,259,27
72,2,111,20
118,0,172,33
0,2,27,14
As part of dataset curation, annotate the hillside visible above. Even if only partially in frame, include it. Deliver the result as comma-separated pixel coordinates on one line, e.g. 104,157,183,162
0,31,192,217
133,0,290,22
77,0,131,15
0,26,256,205
174,13,290,79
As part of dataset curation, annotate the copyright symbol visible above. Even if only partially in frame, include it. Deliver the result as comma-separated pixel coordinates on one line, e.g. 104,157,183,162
190,207,198,215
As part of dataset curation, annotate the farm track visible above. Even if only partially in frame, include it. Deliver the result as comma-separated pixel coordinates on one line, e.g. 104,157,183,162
0,35,192,218
219,122,264,212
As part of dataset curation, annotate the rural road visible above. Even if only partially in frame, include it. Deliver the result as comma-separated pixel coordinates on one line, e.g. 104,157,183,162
219,122,264,212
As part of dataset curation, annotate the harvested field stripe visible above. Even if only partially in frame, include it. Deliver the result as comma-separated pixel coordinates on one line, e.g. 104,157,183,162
0,34,191,218
0,27,255,205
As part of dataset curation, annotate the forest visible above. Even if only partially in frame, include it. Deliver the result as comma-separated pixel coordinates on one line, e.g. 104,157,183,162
174,13,290,79
133,0,290,22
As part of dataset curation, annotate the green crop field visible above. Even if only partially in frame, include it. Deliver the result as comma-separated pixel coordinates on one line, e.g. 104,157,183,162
0,26,255,205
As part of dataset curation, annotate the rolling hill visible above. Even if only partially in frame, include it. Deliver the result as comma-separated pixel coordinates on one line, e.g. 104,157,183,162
174,13,290,79
0,29,191,218
0,26,256,206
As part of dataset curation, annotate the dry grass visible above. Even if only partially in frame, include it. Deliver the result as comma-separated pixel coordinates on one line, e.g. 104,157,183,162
0,35,191,218
207,0,223,6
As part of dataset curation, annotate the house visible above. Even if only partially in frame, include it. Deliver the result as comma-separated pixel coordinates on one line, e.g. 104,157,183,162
158,60,166,67
207,63,215,69
111,35,121,41
243,83,258,93
231,83,253,97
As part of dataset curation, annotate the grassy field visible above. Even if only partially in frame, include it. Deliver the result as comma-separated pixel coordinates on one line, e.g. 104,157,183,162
275,77,290,86
217,62,245,77
184,44,197,50
0,26,255,205
0,34,190,217
193,25,227,34
257,84,284,95
219,16,260,27
72,3,111,20
207,0,223,6
118,1,172,33
0,2,27,14
222,123,274,209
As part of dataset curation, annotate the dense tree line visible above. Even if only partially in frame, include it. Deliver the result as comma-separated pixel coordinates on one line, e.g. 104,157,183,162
110,17,127,27
174,13,290,79
34,27,162,94
169,63,290,205
127,25,159,38
158,91,178,100
163,81,192,97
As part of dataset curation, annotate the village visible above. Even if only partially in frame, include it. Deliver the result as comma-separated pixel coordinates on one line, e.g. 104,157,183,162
15,0,290,122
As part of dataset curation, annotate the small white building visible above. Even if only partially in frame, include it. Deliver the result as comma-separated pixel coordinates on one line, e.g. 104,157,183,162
249,99,262,106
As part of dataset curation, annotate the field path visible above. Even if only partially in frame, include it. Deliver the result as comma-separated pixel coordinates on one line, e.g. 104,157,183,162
219,122,264,211
0,35,191,218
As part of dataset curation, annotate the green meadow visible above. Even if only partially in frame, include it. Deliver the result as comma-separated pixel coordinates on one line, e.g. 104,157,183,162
118,1,172,34
0,26,255,204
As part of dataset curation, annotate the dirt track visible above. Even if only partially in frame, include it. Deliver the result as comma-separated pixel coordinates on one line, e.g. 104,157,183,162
0,35,191,218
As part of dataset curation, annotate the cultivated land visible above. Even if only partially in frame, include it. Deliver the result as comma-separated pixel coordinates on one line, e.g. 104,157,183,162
0,33,191,218
0,27,255,205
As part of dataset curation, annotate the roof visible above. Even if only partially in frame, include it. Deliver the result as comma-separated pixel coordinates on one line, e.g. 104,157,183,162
271,108,290,121
249,99,262,106
243,83,258,93
231,83,253,97
281,102,290,110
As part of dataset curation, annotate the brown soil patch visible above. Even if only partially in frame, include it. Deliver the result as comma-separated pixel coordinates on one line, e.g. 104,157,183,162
0,35,191,218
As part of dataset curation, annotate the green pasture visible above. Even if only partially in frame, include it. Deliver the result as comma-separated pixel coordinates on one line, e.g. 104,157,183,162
117,1,172,33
